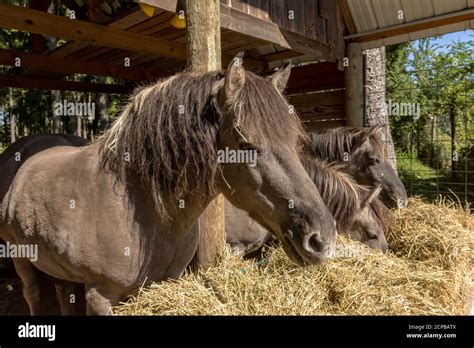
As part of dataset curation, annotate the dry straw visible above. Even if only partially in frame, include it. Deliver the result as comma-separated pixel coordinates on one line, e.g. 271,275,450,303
114,198,473,315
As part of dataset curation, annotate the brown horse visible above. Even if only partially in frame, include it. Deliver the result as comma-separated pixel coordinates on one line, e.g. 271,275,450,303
0,54,336,315
226,156,392,257
310,126,407,209
0,134,89,315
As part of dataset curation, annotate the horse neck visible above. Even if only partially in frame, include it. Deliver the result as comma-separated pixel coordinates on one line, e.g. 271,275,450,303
120,165,219,235
313,129,377,163
167,188,220,233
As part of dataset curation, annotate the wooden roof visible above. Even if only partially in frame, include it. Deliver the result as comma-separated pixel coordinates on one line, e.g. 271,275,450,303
0,0,346,93
338,0,474,49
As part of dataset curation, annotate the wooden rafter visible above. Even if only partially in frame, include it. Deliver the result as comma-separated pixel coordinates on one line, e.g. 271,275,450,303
0,74,133,94
0,4,266,71
0,4,186,60
0,48,166,81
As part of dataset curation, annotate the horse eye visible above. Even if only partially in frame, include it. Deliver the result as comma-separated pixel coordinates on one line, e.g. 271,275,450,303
366,231,378,240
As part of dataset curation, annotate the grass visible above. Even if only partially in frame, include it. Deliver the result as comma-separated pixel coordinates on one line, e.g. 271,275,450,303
396,150,473,211
396,150,437,181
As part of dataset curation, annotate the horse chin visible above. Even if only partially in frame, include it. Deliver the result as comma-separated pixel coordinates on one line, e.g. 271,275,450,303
281,235,307,266
258,220,307,266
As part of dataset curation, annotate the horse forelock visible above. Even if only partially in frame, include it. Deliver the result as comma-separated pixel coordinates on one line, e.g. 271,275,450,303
232,71,308,152
369,197,392,232
311,126,386,160
302,157,361,231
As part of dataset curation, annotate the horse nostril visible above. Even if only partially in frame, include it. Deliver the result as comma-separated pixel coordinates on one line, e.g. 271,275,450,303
303,231,323,254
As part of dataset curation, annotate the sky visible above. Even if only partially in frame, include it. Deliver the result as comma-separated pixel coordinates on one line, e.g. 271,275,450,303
404,29,472,64
429,29,473,52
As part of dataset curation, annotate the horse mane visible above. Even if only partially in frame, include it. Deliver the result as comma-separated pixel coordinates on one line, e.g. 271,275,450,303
310,126,386,161
302,156,392,232
302,156,361,231
368,197,392,232
98,70,306,217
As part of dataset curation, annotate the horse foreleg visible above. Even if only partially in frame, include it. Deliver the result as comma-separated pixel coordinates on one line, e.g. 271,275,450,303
55,279,81,315
12,258,42,315
85,285,121,315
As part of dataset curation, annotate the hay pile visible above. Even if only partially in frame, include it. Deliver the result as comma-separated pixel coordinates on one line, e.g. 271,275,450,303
114,198,473,315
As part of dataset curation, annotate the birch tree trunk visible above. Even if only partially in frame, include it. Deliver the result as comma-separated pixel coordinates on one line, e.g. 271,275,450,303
364,47,398,171
46,1,62,133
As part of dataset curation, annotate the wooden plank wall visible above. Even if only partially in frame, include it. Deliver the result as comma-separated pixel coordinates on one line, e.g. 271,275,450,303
286,62,346,131
289,90,345,131
222,0,343,51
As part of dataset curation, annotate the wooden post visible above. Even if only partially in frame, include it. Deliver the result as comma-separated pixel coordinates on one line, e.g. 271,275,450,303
345,43,364,127
186,0,225,272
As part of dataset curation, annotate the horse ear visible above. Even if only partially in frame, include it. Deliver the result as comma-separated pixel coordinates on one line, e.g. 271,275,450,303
224,52,245,105
362,185,382,207
267,61,292,93
355,125,383,150
363,125,384,141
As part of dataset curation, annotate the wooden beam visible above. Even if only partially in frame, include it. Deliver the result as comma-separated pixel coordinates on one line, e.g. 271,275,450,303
346,9,474,43
0,74,133,94
49,7,152,58
286,62,344,94
0,48,166,81
44,4,266,70
0,3,187,60
137,0,336,61
29,0,51,53
279,27,336,61
219,3,291,49
344,43,364,127
260,50,303,63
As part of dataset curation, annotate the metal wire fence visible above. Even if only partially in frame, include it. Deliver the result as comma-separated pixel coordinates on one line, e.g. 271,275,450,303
365,67,473,213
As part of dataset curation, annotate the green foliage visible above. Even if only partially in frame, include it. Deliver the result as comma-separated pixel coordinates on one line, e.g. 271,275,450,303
387,34,474,174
